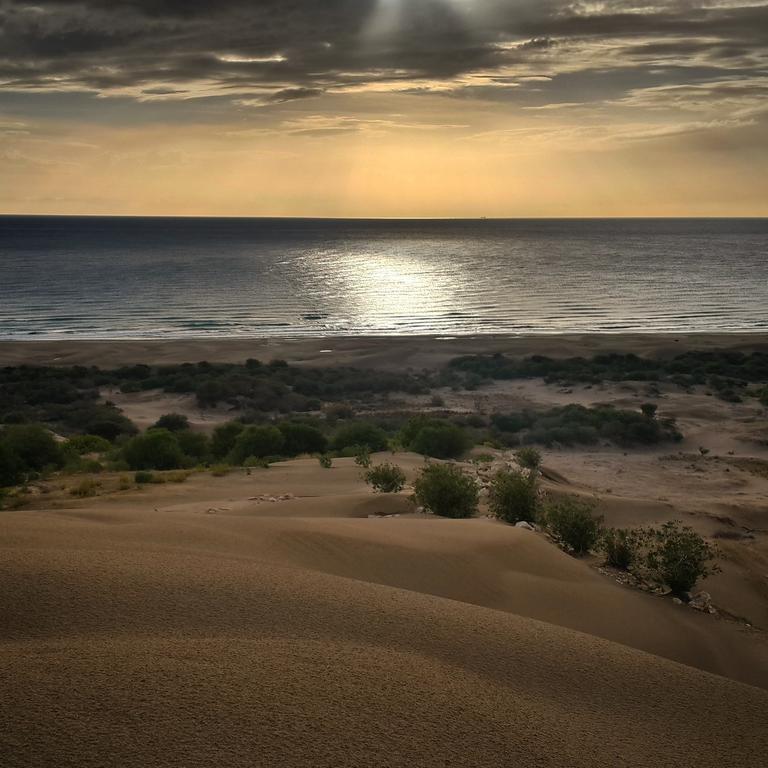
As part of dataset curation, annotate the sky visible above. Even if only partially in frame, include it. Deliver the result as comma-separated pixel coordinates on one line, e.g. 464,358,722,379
1,0,767,217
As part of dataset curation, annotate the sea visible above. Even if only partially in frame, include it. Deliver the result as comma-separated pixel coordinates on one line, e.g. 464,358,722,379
1,216,766,339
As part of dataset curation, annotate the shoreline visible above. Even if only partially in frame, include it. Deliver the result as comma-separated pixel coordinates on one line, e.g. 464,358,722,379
2,332,768,368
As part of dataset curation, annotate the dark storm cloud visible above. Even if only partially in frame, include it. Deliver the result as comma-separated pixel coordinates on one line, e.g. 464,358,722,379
0,1,766,108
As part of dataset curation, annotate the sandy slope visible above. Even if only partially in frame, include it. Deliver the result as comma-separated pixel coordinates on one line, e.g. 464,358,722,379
2,460,768,767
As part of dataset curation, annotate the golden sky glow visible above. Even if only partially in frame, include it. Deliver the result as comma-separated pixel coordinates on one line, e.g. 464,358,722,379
1,1,767,217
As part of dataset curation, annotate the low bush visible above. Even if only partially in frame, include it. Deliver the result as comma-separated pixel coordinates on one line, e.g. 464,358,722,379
153,413,190,432
2,424,63,471
514,447,542,471
243,456,270,469
640,403,658,419
176,430,211,463
640,521,720,595
491,404,683,447
401,416,468,459
0,441,23,487
602,528,639,570
365,463,406,493
488,469,539,524
64,404,137,441
414,463,479,519
210,464,231,477
70,478,101,497
278,422,328,456
122,429,186,471
318,454,333,469
229,425,285,464
354,447,372,468
545,497,603,556
134,471,156,484
211,421,244,460
165,471,191,484
410,421,469,460
66,434,112,455
332,422,388,453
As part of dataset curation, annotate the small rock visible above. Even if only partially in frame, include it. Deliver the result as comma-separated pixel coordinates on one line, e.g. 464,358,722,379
688,592,713,611
515,521,535,531
672,597,683,606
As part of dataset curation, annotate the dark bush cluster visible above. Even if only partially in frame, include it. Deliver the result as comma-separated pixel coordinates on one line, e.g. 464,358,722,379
332,422,389,453
490,404,683,447
599,522,719,595
0,360,442,444
401,416,470,459
451,350,768,404
0,424,65,487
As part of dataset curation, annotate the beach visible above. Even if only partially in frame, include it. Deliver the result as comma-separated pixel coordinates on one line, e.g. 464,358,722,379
3,331,768,368
2,334,768,766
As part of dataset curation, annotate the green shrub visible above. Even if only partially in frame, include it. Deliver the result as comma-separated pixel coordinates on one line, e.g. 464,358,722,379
411,422,469,459
278,422,328,456
118,475,132,491
0,441,23,487
488,469,539,524
545,497,603,556
211,421,244,460
122,429,186,471
365,463,406,493
491,404,682,447
210,464,231,477
153,413,190,432
325,403,355,422
640,521,720,595
640,403,658,419
514,447,542,471
332,422,388,453
160,471,187,483
70,479,101,497
2,424,63,471
243,456,270,469
401,417,469,459
66,434,112,455
354,447,372,468
602,528,639,570
65,405,137,441
134,471,156,484
318,453,333,469
176,430,210,463
229,426,285,464
414,463,479,519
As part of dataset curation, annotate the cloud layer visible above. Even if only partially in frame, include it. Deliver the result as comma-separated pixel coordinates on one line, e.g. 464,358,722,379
1,1,766,215
1,1,766,106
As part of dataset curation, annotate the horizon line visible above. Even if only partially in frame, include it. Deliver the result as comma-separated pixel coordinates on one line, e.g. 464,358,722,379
2,213,768,221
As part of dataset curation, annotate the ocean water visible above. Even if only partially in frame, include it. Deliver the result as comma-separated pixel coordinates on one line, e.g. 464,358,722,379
1,216,766,339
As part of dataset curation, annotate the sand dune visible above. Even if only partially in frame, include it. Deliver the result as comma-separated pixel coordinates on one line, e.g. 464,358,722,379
2,461,768,767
